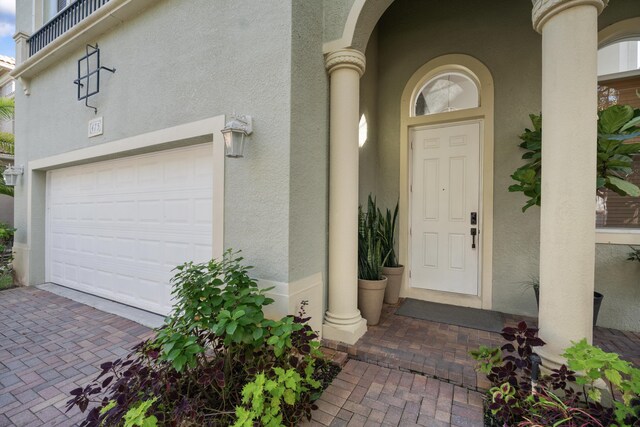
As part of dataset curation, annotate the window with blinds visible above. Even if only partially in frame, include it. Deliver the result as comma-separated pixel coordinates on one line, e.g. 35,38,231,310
596,75,640,229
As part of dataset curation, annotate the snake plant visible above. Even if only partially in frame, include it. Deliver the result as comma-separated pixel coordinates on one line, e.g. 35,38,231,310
358,195,387,280
378,200,399,268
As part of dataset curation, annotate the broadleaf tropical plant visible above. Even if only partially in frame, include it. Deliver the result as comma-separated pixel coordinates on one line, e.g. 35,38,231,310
509,105,640,211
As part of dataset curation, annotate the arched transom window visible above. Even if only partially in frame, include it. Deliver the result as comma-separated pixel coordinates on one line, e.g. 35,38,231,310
414,72,479,116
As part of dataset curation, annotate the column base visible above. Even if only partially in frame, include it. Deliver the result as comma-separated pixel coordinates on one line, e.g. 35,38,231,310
536,347,610,400
535,346,568,374
322,318,367,345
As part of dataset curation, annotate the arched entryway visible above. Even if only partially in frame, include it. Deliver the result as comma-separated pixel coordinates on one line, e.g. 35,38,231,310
398,55,494,310
322,0,610,370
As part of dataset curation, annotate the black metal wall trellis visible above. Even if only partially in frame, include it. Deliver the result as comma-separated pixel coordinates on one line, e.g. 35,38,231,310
73,44,115,114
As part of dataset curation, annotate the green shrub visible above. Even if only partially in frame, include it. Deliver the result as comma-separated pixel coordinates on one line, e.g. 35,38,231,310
509,105,640,212
67,250,338,426
470,321,640,426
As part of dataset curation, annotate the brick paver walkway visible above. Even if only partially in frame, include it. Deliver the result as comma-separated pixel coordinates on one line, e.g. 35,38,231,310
302,360,484,427
0,287,153,426
324,301,640,391
2,288,639,426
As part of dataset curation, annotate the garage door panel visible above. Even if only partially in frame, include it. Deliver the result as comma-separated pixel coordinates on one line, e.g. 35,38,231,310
47,144,214,315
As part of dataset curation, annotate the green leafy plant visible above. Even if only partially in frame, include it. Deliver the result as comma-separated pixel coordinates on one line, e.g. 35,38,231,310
67,250,338,426
469,345,502,375
509,105,640,212
0,222,15,287
471,321,639,426
378,200,400,268
517,389,605,427
563,338,640,425
122,398,158,427
233,366,321,427
627,246,640,264
358,195,387,280
0,97,14,121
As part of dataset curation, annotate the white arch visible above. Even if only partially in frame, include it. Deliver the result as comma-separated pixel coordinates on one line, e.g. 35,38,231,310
599,16,640,47
323,0,395,53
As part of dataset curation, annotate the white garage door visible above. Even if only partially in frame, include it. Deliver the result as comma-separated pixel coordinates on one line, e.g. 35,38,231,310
46,144,214,315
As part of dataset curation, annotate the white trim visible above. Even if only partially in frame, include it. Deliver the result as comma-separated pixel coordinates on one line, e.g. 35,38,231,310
598,70,640,82
596,229,640,245
18,116,226,287
258,273,325,337
322,0,394,53
598,17,640,48
399,54,494,310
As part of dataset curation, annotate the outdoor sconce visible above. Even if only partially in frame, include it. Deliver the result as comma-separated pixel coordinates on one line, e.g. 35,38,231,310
2,165,23,187
221,115,253,158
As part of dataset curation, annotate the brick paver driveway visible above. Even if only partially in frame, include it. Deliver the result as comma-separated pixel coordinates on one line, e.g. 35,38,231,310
0,287,153,426
2,287,481,427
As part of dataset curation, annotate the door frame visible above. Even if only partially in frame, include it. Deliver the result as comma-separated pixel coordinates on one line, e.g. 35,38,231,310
16,116,225,288
399,54,494,309
409,120,483,297
44,144,216,314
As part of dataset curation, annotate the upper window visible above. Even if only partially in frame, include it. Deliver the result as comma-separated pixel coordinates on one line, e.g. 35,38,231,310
44,0,72,22
30,0,110,56
596,39,640,230
414,72,479,116
598,39,640,77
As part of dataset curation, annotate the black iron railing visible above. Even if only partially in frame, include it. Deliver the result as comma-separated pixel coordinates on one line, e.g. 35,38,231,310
28,0,111,56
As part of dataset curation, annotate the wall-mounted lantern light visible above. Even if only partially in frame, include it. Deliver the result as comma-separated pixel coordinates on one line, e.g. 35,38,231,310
2,165,23,187
221,115,252,158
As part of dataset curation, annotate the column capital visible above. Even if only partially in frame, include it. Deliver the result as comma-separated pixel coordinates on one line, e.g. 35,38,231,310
532,0,608,33
325,48,366,77
13,32,31,69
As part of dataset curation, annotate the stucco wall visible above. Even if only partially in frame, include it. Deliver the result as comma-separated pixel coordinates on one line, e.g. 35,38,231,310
323,0,356,44
358,28,378,207
0,194,13,227
14,0,301,283
289,0,329,284
367,0,640,330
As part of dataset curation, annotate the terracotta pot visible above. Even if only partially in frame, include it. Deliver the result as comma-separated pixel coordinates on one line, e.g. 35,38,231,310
358,277,387,326
382,265,404,304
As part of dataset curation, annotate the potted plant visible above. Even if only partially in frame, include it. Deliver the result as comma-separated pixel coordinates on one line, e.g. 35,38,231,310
358,195,388,326
510,105,640,326
525,276,604,326
509,105,640,212
378,200,404,304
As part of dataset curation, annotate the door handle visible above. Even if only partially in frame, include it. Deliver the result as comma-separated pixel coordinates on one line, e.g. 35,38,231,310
470,228,477,249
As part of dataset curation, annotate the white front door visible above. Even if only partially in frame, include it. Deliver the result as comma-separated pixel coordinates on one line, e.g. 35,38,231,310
410,121,481,295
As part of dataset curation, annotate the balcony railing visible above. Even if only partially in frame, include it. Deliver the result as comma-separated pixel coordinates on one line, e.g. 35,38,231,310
28,0,111,57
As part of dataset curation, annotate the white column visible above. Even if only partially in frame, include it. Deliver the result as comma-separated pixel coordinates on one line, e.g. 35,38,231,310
532,0,608,369
323,49,368,344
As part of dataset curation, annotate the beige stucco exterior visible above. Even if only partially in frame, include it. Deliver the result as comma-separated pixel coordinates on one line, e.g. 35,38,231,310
11,0,640,351
343,0,640,336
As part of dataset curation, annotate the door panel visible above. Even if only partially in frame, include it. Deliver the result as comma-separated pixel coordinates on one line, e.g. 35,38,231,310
46,144,214,315
411,122,480,295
